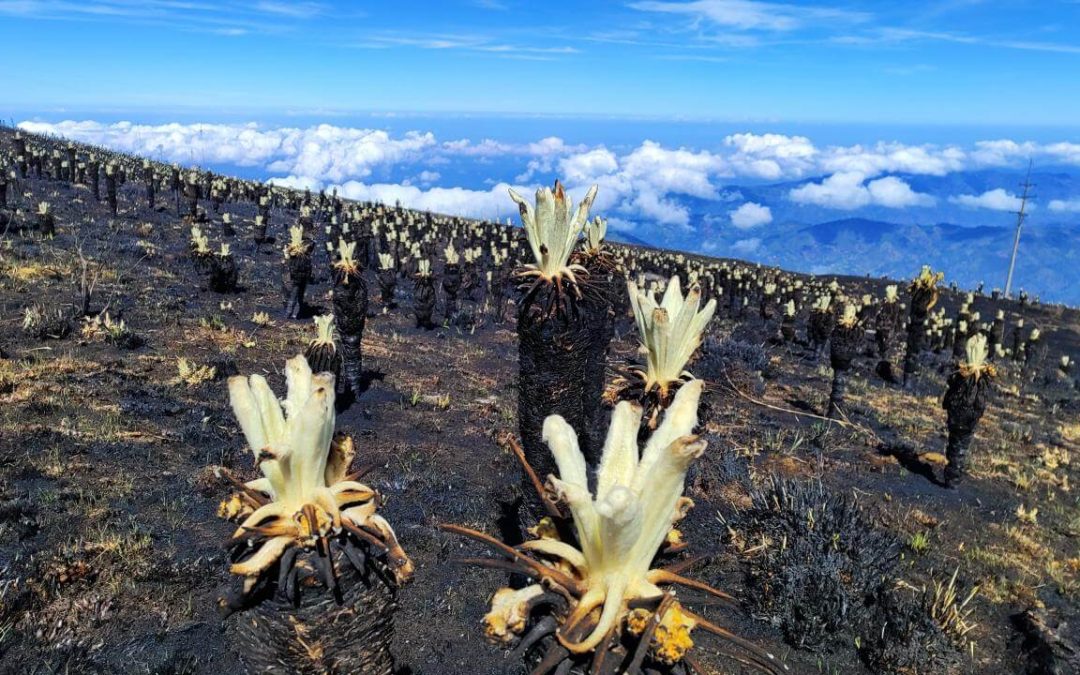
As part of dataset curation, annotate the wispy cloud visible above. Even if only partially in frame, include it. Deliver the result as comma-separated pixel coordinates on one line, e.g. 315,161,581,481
631,2,1080,59
655,53,731,62
630,0,871,32
882,63,937,76
0,0,314,35
253,1,326,19
211,26,248,36
352,31,580,59
841,27,1080,55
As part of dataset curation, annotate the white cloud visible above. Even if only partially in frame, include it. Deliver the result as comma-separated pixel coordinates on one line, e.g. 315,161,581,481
266,127,435,182
790,171,870,209
332,180,524,220
628,190,691,228
549,141,728,229
866,176,936,208
949,188,1027,212
821,141,966,177
731,237,762,254
557,148,618,184
789,172,934,210
618,141,728,199
267,175,323,191
729,202,772,228
16,120,435,182
724,132,817,179
1043,142,1080,165
1049,198,1080,213
970,139,1039,166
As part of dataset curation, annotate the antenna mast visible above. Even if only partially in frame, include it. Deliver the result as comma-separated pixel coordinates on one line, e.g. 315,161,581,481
1004,160,1033,298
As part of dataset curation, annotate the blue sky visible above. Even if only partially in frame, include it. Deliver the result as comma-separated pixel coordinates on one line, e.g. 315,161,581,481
3,0,1080,126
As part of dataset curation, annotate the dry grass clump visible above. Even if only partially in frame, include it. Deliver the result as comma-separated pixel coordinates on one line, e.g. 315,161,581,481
174,358,216,386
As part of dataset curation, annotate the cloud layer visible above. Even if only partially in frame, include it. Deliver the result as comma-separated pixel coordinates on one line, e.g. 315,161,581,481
18,119,1079,228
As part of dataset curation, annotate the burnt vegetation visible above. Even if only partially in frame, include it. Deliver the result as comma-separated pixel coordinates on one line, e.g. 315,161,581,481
0,126,1078,675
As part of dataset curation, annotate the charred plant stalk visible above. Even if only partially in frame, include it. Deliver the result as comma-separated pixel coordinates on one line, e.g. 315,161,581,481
413,262,436,330
780,300,796,343
442,262,462,322
183,173,200,218
517,298,593,480
377,256,397,307
332,242,368,396
220,357,413,674
759,284,776,321
808,296,835,360
36,202,55,237
105,165,118,215
903,266,944,388
143,161,155,210
1011,320,1025,362
942,335,994,487
303,315,341,383
253,215,268,245
827,306,862,419
283,227,313,319
1021,330,1045,387
576,245,619,448
491,268,510,324
209,245,238,293
952,321,968,360
874,286,901,383
510,181,601,480
170,165,180,214
89,159,100,200
988,311,1005,357
227,550,399,675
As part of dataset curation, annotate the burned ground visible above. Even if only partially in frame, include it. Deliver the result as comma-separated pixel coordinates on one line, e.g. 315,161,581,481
0,128,1078,674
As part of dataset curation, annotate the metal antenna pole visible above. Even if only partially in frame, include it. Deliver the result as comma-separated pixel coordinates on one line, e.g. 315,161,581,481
1004,160,1033,298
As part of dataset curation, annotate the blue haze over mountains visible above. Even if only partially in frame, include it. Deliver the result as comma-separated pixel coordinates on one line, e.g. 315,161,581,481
632,167,1080,305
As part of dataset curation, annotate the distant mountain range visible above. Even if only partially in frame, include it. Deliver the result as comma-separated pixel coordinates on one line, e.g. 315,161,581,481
744,218,1076,301
613,218,1080,303
608,168,1080,305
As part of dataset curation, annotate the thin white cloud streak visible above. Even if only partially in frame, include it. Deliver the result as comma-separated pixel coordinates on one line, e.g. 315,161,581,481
0,0,305,34
350,32,579,58
253,2,326,19
630,0,870,32
837,27,1080,56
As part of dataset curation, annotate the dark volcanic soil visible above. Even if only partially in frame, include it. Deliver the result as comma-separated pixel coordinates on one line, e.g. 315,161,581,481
0,128,1078,675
